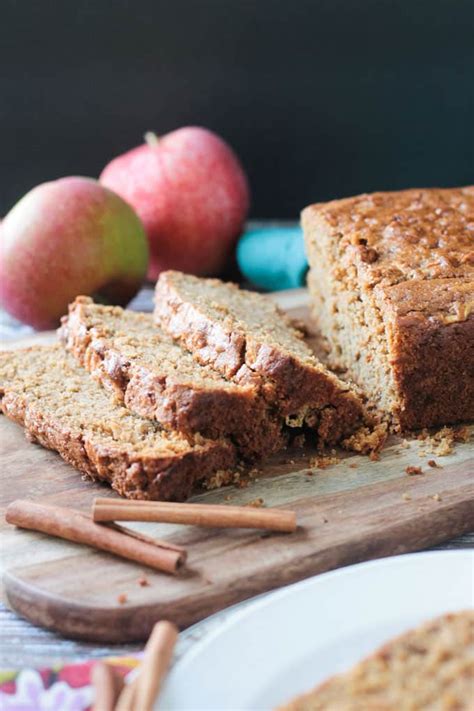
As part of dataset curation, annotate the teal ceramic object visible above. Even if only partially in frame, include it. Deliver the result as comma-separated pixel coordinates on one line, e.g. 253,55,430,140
236,226,308,291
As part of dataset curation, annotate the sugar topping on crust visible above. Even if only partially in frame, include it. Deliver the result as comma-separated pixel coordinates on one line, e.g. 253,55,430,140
306,186,474,286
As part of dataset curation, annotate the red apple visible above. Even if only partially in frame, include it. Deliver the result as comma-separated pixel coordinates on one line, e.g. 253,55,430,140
0,177,148,329
100,127,250,280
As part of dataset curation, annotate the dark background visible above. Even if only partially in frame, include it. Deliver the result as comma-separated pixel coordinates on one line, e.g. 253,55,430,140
2,0,473,218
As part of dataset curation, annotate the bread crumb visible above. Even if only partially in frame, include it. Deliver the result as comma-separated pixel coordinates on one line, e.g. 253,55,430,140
137,576,149,587
406,465,423,476
402,493,412,501
236,478,250,489
419,428,454,455
203,469,235,490
342,422,387,455
203,467,256,491
454,426,470,442
245,497,265,508
416,425,471,456
427,459,439,468
432,493,442,501
309,455,340,469
117,593,128,604
349,463,358,469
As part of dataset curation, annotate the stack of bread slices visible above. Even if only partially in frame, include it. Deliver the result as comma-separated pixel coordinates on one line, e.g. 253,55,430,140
0,271,382,501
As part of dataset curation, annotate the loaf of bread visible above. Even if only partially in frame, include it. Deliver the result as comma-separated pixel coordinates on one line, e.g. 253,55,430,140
279,610,474,710
0,345,236,500
60,297,286,460
302,187,474,430
154,271,384,452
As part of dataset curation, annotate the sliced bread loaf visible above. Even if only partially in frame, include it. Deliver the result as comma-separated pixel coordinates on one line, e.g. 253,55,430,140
0,345,236,500
302,187,474,430
154,271,381,451
60,297,286,460
279,610,474,710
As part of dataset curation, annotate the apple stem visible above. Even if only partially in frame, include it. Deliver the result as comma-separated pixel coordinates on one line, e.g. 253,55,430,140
144,131,160,147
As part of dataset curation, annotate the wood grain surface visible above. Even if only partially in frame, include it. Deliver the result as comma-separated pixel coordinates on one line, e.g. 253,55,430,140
1,290,473,643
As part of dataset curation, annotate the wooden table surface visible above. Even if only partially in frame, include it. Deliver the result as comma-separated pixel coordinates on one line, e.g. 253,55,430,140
1,533,472,670
1,277,473,670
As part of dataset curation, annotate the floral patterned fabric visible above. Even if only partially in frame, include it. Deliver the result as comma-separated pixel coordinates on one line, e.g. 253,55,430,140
0,657,140,710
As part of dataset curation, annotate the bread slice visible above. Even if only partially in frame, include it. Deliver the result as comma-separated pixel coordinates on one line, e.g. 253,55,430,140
302,186,474,430
0,345,236,500
154,271,382,451
279,610,474,710
60,297,286,460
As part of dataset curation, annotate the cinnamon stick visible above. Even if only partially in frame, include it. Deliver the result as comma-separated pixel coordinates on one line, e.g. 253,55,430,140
115,621,178,711
6,500,186,574
134,621,178,711
92,498,297,532
91,661,124,711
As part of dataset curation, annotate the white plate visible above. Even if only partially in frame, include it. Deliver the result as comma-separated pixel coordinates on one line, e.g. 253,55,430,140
159,550,474,710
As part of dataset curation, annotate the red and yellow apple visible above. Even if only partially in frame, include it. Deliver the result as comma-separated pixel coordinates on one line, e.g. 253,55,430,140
100,127,250,280
0,176,148,329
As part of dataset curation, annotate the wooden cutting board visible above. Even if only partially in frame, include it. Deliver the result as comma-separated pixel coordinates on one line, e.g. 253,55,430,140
1,290,473,642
